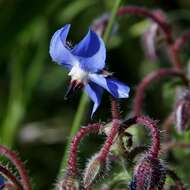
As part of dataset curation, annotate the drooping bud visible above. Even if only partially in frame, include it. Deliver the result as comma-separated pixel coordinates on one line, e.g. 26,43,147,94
129,155,166,190
57,174,80,190
175,90,190,133
83,154,109,189
142,9,167,62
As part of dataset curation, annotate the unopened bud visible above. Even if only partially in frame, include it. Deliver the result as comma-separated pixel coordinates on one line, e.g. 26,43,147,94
57,175,79,190
129,155,166,190
175,90,190,133
142,9,167,62
83,154,109,189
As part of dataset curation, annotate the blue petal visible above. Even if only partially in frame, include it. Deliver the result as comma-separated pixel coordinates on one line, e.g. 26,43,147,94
49,24,76,70
72,29,106,73
89,74,130,98
85,82,104,117
0,175,4,188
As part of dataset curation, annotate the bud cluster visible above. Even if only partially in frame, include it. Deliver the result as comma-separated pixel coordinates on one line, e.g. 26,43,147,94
130,155,166,190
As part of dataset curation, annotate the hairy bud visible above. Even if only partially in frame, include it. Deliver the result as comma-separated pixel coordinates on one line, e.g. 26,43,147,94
129,155,166,190
57,175,79,190
83,154,109,189
175,90,190,133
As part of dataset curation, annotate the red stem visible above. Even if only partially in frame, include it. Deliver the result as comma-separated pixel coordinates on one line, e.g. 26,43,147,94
134,68,188,116
111,97,120,119
168,44,183,69
174,30,190,52
0,145,31,190
117,6,172,42
67,123,101,176
0,165,23,190
97,118,120,161
97,97,120,161
136,116,160,159
168,30,190,70
122,116,160,159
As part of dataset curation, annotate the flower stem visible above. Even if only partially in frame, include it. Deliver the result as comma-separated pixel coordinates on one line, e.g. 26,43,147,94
57,0,123,177
111,97,120,119
0,165,23,190
133,68,188,116
136,116,160,159
117,6,172,42
58,93,89,175
98,118,120,161
103,0,122,43
174,30,190,52
122,116,160,159
0,145,31,190
65,123,101,178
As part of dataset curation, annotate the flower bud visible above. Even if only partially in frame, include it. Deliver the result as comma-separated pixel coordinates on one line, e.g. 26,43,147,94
175,90,190,133
142,9,167,62
83,154,109,189
129,155,166,190
57,175,79,190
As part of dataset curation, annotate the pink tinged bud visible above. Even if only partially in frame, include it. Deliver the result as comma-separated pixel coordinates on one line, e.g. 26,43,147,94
175,91,190,133
142,9,168,63
142,22,159,62
131,156,166,190
58,175,79,190
83,154,109,189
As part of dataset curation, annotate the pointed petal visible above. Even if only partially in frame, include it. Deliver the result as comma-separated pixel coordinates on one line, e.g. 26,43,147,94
49,24,76,70
89,74,130,98
72,30,106,72
85,82,104,117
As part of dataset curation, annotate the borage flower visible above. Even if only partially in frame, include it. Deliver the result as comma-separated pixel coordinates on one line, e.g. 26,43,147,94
49,24,130,116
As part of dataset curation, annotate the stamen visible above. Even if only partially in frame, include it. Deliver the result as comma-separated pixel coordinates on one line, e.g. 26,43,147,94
64,81,76,100
64,81,84,100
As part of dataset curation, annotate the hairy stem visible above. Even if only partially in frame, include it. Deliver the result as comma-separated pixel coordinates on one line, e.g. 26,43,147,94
0,165,23,190
58,93,89,175
97,97,121,161
0,145,31,190
111,97,120,119
98,119,120,161
117,6,172,41
134,68,188,115
168,44,183,69
168,30,190,70
122,116,160,159
67,123,102,176
174,30,190,52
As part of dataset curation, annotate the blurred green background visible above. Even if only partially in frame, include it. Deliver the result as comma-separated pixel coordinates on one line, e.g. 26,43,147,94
0,0,190,189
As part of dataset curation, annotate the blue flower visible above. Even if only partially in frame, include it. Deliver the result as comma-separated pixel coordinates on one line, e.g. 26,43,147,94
0,175,4,189
49,24,130,116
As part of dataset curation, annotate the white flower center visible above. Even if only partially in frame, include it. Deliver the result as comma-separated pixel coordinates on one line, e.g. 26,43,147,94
68,63,89,83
